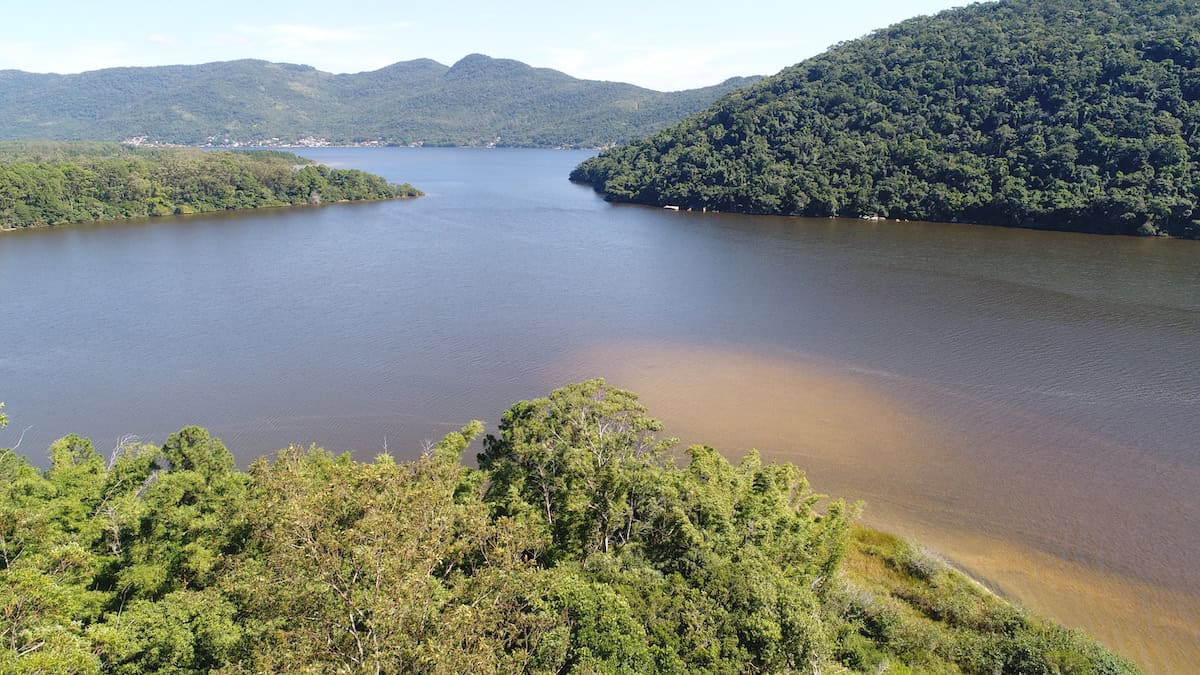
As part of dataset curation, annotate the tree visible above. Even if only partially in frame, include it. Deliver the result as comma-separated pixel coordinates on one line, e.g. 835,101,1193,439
572,0,1200,238
0,389,1139,673
479,379,676,560
0,144,415,230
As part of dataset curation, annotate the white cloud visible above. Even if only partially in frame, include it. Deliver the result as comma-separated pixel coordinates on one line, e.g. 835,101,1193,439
0,39,136,74
539,41,778,91
196,22,417,72
234,23,365,49
146,34,176,46
544,47,586,75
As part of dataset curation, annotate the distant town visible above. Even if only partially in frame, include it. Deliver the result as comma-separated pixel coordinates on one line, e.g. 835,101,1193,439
122,135,405,149
121,135,602,150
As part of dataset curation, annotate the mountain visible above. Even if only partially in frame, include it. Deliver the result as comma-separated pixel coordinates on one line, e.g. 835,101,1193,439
0,55,759,148
571,0,1200,238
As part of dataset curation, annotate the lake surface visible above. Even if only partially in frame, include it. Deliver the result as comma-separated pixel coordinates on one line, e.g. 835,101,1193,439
2,147,1197,671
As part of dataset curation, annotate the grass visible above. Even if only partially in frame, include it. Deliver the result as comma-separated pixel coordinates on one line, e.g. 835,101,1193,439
830,527,1140,674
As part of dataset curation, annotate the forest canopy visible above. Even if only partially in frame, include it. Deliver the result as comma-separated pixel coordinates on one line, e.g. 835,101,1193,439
571,0,1200,238
0,142,418,229
0,380,1137,673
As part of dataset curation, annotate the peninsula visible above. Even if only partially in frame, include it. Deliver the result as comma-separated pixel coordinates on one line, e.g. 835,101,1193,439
0,142,418,230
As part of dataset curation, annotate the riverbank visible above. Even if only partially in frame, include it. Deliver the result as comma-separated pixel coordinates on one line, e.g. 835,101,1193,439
555,341,1197,672
0,193,422,234
574,182,1192,240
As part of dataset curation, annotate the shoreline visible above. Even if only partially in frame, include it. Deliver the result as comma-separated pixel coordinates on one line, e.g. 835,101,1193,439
0,193,421,234
133,142,608,151
552,339,1199,672
572,181,1196,241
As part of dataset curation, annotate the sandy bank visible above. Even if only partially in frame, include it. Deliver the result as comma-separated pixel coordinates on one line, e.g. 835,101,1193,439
550,340,1200,673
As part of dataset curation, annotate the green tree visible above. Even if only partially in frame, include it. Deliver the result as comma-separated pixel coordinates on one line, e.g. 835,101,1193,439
0,144,418,230
573,0,1200,239
0,386,1140,673
479,379,676,560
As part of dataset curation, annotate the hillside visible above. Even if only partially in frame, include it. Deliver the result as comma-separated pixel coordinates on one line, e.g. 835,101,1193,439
0,142,417,229
0,381,1135,673
571,0,1200,238
0,56,758,148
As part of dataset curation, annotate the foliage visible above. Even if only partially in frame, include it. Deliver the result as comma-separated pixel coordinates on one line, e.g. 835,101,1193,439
0,143,419,229
834,528,1138,674
572,0,1200,238
0,381,1138,673
0,56,759,148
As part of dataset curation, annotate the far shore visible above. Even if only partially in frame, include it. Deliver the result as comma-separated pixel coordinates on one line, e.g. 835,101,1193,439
0,193,421,234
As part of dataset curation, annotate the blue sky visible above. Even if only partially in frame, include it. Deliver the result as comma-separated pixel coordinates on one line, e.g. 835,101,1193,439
1,1,969,90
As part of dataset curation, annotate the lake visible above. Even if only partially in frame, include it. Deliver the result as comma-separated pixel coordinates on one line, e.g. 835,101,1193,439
1,147,1197,671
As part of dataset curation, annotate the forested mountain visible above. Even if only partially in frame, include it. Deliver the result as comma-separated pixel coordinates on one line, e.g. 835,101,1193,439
0,381,1135,673
0,142,417,229
572,0,1200,238
0,56,758,148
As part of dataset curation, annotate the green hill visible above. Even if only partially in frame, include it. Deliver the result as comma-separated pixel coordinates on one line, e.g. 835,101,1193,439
0,56,759,148
0,382,1136,673
571,0,1200,238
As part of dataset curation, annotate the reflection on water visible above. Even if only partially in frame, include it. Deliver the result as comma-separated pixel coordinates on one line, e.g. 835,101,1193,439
1,147,1197,671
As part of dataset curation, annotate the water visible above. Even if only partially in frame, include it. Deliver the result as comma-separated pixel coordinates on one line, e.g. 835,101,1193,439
1,148,1197,671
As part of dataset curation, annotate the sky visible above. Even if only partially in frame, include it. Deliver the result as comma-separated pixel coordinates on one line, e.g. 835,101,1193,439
0,1,969,91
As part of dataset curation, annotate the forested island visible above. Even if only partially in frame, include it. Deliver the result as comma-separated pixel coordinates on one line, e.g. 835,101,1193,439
572,0,1200,239
0,382,1135,673
0,143,418,230
0,56,758,148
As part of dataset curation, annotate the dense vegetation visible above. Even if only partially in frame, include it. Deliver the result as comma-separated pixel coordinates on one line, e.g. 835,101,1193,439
0,143,418,229
0,56,758,148
572,0,1200,238
0,381,1136,673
